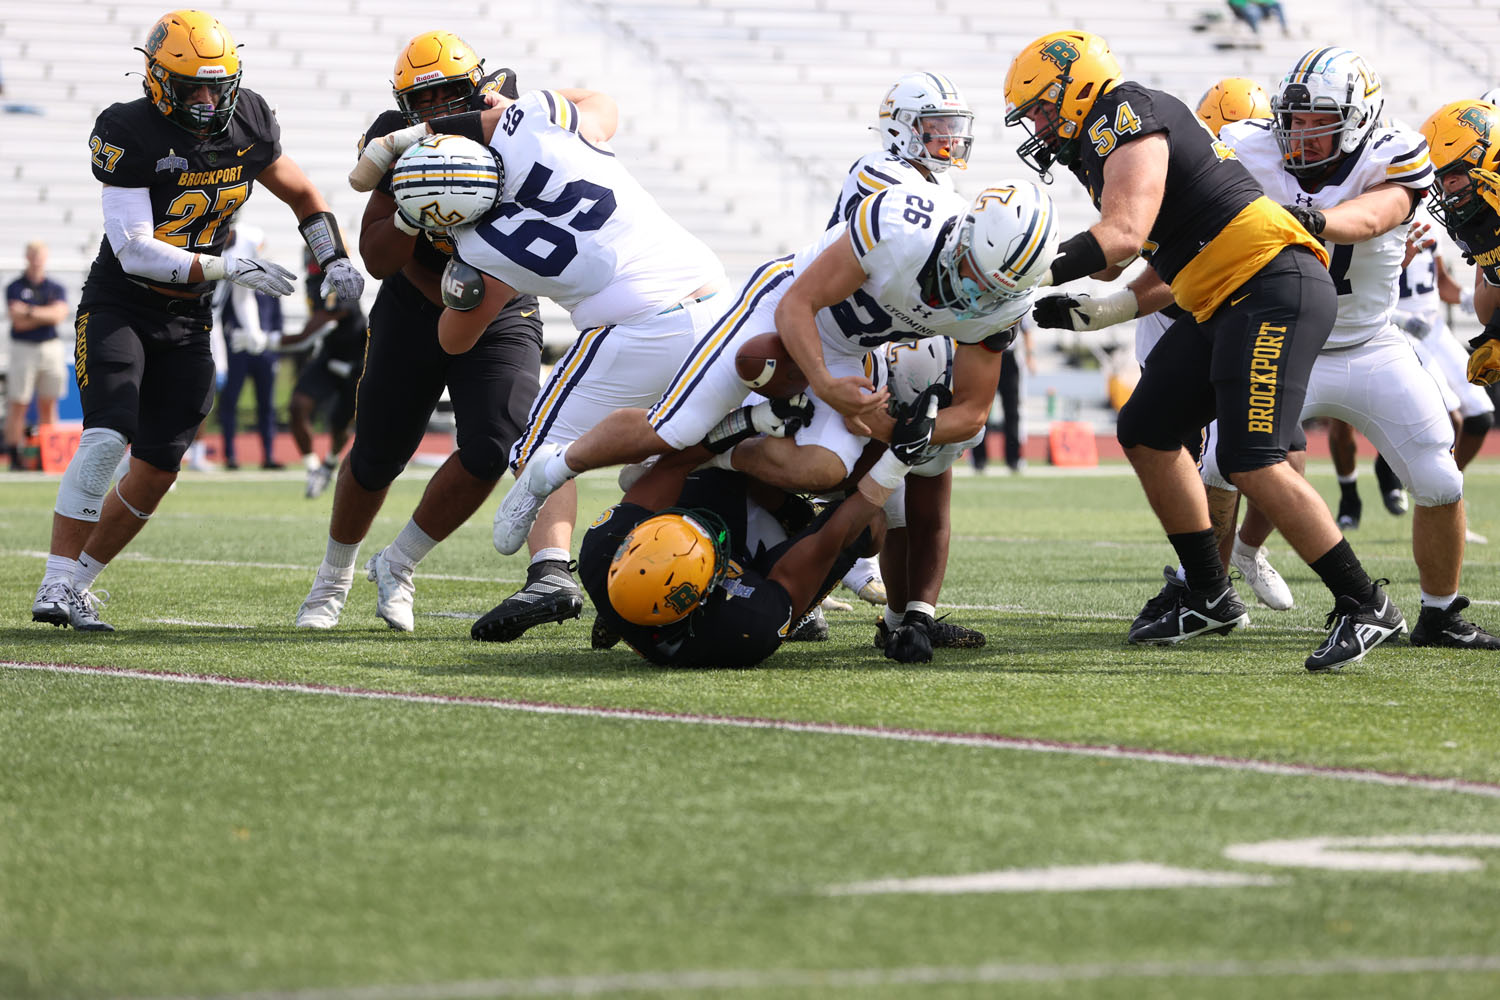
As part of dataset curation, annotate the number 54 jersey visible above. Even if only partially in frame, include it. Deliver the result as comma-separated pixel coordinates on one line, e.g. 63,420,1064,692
452,90,724,331
1220,119,1433,348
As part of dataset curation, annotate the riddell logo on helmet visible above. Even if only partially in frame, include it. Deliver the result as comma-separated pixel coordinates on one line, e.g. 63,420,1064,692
195,66,228,78
413,70,447,85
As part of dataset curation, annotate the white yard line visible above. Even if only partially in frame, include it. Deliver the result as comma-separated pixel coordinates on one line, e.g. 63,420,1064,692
129,954,1500,999
2,550,519,585
6,660,1500,800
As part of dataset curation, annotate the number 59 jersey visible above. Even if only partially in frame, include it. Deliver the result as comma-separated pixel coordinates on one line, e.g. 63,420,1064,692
806,184,1028,363
453,90,724,331
1220,119,1433,349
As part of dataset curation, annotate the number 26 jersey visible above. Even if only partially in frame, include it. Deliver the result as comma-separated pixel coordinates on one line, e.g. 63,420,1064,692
452,90,724,331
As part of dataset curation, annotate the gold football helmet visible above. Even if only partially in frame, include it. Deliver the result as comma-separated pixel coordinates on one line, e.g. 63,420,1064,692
1196,77,1272,137
394,30,484,125
606,511,728,627
140,10,242,137
1421,100,1500,227
1004,30,1121,177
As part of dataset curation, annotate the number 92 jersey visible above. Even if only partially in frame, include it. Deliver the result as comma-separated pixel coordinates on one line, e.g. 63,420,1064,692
84,90,283,301
452,90,724,330
1220,119,1432,348
809,184,1027,362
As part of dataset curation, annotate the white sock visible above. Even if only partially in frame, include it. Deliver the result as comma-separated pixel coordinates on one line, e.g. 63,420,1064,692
530,547,570,566
74,551,108,589
1421,589,1458,610
544,447,580,491
304,453,321,472
883,606,903,630
390,519,438,567
1232,537,1259,562
700,450,737,472
43,554,79,587
905,600,937,620
323,538,361,576
1173,564,1187,583
1338,472,1359,484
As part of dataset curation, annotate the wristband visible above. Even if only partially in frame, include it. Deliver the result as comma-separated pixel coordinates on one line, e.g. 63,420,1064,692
430,110,486,144
199,255,227,281
1048,230,1109,286
297,211,348,269
702,405,756,454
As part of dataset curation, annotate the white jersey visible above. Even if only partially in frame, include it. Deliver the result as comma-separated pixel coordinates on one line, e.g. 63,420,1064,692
454,90,724,330
808,184,1030,363
827,151,954,229
1397,243,1443,324
1220,119,1433,349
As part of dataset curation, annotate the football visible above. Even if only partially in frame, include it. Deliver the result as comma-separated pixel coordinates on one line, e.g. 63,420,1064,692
734,332,808,398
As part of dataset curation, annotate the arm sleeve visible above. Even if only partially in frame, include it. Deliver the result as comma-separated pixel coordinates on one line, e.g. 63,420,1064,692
101,185,204,284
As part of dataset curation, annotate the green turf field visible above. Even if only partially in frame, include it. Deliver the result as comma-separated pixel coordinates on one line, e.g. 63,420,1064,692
4,464,1500,999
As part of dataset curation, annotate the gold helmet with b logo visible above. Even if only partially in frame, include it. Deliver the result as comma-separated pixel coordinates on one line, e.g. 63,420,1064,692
140,10,242,137
606,511,728,627
1004,30,1121,178
394,30,484,125
1421,100,1500,227
1196,77,1273,138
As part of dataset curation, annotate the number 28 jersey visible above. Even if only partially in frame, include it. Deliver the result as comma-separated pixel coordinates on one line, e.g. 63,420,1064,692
1221,119,1432,348
806,184,1029,362
453,90,725,330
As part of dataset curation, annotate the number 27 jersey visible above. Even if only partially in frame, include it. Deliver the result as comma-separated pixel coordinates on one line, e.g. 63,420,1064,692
453,90,724,330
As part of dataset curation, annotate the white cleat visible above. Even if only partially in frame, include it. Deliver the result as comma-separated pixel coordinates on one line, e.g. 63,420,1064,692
296,571,353,629
32,579,73,626
1465,527,1489,545
1230,544,1294,611
367,547,416,632
821,593,855,612
494,444,562,555
305,463,334,499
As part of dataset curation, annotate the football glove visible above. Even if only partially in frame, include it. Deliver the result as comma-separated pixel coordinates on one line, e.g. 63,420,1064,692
884,610,935,664
229,323,268,355
751,392,814,438
391,205,423,236
204,255,297,297
349,122,431,192
889,383,949,466
1281,203,1327,237
1393,311,1433,340
1467,338,1500,386
320,258,365,304
1031,288,1139,331
1473,168,1500,218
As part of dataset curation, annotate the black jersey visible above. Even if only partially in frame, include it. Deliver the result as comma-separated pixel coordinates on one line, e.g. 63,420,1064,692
579,498,795,669
1451,210,1500,289
83,90,282,303
306,270,368,366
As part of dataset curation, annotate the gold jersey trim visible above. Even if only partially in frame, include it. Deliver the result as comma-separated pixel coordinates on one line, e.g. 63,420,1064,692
1171,196,1330,322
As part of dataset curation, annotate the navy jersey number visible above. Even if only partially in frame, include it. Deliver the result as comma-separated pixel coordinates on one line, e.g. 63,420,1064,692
828,289,921,348
475,163,616,277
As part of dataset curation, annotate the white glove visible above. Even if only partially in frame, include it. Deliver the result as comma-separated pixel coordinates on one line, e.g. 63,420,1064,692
1033,287,1138,331
1395,311,1433,340
203,254,296,296
321,257,365,303
349,122,431,192
230,323,268,355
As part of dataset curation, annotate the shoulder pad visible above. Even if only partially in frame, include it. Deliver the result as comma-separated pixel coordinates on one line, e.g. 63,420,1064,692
1366,127,1433,191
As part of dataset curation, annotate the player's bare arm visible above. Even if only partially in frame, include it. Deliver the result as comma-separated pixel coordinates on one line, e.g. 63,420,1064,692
938,342,1004,445
358,188,417,280
1092,134,1169,266
258,154,332,220
1318,183,1418,244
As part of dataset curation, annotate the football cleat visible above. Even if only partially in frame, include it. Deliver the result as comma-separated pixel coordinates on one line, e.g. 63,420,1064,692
68,587,114,632
367,547,416,633
785,606,830,642
1130,566,1187,634
874,613,987,650
1230,544,1294,611
1128,583,1249,645
884,611,935,664
305,463,334,499
296,570,354,629
843,575,887,606
1466,527,1489,545
1383,489,1409,516
821,593,855,613
471,560,584,642
1305,581,1405,673
1336,493,1362,530
493,445,562,556
32,579,73,626
1409,596,1500,650
590,615,621,650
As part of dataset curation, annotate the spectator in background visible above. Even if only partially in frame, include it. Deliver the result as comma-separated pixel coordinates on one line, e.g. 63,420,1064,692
216,226,285,470
1252,0,1291,36
971,315,1036,474
1226,0,1262,33
6,241,69,470
285,251,366,498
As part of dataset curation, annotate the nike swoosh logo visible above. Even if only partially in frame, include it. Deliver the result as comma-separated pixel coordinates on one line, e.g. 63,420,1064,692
519,309,537,318
237,144,255,156
1204,589,1231,609
1230,293,1251,307
1444,630,1479,643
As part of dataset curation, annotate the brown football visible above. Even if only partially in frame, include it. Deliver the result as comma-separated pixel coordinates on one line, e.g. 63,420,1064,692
734,332,808,399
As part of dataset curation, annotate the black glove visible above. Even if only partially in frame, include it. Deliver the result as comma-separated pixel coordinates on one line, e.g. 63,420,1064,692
1281,203,1326,237
766,392,816,437
884,611,934,663
889,383,950,465
1032,293,1084,330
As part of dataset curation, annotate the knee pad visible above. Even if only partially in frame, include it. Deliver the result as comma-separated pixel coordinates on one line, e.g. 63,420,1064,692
55,427,129,522
1406,450,1465,507
347,441,404,492
883,481,908,530
456,437,508,483
1462,412,1494,438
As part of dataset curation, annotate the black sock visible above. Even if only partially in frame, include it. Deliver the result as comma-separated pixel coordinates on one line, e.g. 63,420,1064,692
1309,538,1375,603
1339,479,1360,503
1374,454,1402,495
1168,529,1230,594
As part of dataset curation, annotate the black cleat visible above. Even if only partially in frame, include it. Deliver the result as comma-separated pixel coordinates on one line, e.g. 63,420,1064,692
590,615,621,650
1305,581,1405,673
471,560,584,642
1128,583,1248,645
1382,489,1410,516
1336,493,1362,531
1410,596,1500,650
874,613,987,650
884,611,935,663
785,606,829,642
1130,566,1188,634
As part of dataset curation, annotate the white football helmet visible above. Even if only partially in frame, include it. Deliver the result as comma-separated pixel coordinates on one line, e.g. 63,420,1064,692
933,182,1059,320
883,336,955,410
389,134,504,231
874,72,975,173
1481,86,1500,106
1271,48,1385,177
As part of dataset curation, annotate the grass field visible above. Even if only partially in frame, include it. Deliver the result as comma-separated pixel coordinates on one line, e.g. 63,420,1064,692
4,463,1500,1000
